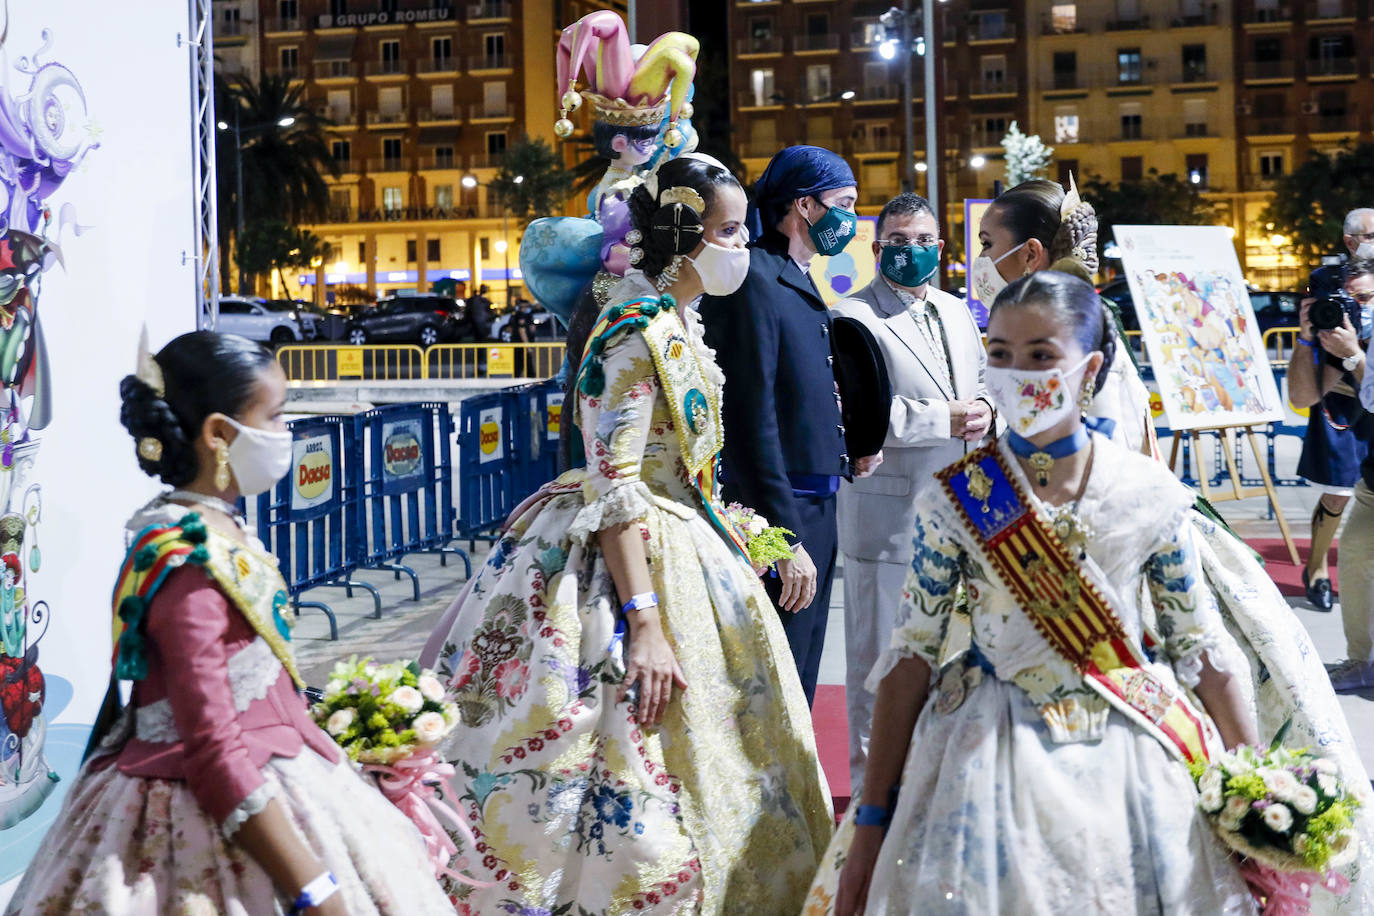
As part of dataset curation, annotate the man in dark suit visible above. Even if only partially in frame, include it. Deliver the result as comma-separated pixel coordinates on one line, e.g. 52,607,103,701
700,145,869,704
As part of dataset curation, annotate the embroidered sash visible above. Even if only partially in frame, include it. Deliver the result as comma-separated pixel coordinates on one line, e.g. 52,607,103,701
112,514,303,688
575,296,749,559
935,443,1215,764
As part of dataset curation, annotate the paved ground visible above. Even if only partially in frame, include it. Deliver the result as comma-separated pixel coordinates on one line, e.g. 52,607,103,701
286,443,1374,775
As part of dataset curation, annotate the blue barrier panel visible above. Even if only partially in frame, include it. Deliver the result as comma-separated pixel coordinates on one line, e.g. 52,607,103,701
457,390,519,539
507,378,564,500
255,414,380,639
354,402,471,597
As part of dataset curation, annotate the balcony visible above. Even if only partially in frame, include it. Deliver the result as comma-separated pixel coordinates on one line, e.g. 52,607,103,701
467,1,512,20
1176,123,1215,138
968,21,1016,42
971,76,1017,96
314,59,356,80
468,53,515,72
1047,71,1085,91
366,111,409,128
738,140,783,159
737,36,783,56
1040,14,1086,35
416,107,460,124
1245,59,1295,80
330,158,356,174
324,108,353,126
794,34,840,53
428,151,459,170
1244,5,1293,24
469,102,514,121
264,63,303,81
263,17,302,33
1174,66,1215,84
416,57,459,75
1310,113,1357,133
1246,115,1297,135
1105,15,1152,30
364,60,408,78
367,157,411,173
216,18,250,39
969,128,1006,148
857,84,899,102
1307,56,1358,78
1171,6,1221,26
737,90,783,109
852,135,901,155
467,152,508,169
1306,0,1355,19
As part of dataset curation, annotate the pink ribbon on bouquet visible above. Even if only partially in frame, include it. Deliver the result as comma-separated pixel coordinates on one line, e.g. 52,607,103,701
364,751,495,888
1239,858,1351,916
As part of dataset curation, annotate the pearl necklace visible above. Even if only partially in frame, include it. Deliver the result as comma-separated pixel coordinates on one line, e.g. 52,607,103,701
167,490,246,528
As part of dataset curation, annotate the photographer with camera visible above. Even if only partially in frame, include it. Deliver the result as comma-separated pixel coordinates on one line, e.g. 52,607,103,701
1290,212,1374,614
1293,250,1374,690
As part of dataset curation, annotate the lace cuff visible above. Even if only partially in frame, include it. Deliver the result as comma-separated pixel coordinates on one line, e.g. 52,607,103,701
568,481,655,544
221,780,279,839
1169,626,1243,689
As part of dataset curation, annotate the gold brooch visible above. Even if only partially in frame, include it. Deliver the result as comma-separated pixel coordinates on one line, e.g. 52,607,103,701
138,437,163,462
967,464,993,513
1028,451,1054,487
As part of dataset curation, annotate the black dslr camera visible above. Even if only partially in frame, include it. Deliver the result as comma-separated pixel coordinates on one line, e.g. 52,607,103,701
1308,265,1363,335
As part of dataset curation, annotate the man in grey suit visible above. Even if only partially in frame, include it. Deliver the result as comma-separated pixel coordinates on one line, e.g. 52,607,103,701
831,193,993,796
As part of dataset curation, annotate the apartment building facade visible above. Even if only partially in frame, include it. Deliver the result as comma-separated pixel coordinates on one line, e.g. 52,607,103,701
212,0,622,301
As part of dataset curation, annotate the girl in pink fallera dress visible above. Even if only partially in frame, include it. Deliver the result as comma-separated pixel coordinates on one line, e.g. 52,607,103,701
5,332,453,915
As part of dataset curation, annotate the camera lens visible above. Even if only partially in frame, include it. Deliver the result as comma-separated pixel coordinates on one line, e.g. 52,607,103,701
1309,295,1350,332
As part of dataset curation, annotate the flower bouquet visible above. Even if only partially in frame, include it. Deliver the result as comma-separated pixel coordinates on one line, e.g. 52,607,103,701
723,502,794,570
312,657,490,888
1191,735,1360,914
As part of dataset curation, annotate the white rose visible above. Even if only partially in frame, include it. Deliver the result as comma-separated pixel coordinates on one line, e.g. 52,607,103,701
325,708,356,736
1219,795,1250,832
417,674,446,703
1199,768,1223,796
1261,768,1301,801
413,711,448,744
1317,772,1340,796
390,686,424,713
1199,786,1224,813
1329,830,1358,869
1313,758,1338,776
1291,785,1318,815
1262,803,1294,833
325,678,348,696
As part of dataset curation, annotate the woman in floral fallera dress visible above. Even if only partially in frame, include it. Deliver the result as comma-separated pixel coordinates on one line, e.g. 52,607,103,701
422,155,832,915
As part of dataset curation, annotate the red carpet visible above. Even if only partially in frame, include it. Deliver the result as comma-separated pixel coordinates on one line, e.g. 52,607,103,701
811,684,851,813
1249,538,1336,597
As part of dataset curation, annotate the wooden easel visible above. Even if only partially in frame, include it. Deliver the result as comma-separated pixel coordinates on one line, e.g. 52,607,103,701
1167,424,1300,565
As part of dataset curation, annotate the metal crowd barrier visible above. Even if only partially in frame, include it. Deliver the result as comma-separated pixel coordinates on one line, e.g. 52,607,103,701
355,402,471,600
274,342,566,382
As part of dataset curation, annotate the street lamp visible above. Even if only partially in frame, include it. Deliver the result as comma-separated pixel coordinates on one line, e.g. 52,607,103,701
218,110,299,295
876,2,946,213
970,155,987,169
461,173,524,307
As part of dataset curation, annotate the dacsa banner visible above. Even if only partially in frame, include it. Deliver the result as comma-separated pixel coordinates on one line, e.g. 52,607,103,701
478,406,503,463
546,393,563,442
291,434,335,511
380,419,425,485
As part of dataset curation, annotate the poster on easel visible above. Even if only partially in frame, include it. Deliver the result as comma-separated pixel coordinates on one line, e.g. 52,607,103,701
1114,225,1284,431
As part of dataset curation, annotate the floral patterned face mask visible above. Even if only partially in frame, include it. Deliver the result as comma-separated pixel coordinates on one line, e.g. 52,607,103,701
985,355,1092,437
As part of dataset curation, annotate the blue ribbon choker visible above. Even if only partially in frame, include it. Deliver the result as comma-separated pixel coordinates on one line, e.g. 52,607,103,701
1008,423,1094,486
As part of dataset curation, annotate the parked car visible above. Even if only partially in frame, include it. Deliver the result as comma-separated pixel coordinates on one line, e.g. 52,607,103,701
491,302,558,342
216,296,311,344
344,295,465,346
1094,280,1301,336
265,298,320,340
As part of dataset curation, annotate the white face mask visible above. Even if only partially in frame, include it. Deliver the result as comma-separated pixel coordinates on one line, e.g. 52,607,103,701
970,241,1027,304
689,240,751,296
985,354,1093,438
224,416,293,496
1356,241,1374,260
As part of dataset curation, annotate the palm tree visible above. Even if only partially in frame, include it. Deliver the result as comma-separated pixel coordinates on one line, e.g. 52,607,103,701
215,74,338,291
489,138,574,225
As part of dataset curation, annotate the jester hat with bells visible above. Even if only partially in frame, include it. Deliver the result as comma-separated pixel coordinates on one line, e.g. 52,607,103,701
554,11,699,151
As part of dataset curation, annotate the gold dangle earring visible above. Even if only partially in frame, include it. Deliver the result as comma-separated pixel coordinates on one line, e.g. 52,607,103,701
214,442,231,491
1078,384,1095,413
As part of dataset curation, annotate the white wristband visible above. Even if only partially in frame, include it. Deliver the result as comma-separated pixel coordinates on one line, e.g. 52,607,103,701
293,872,339,911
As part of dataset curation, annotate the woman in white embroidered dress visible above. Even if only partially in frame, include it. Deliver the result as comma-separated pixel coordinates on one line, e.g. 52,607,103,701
6,332,453,915
420,155,831,915
815,273,1261,915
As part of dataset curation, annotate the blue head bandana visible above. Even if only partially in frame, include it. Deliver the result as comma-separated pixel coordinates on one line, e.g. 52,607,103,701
747,146,857,241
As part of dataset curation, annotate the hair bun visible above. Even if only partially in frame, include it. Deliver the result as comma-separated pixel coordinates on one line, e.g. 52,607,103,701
119,374,197,486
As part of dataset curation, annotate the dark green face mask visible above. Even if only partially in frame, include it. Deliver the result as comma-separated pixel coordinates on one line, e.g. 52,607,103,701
805,199,858,256
879,243,940,288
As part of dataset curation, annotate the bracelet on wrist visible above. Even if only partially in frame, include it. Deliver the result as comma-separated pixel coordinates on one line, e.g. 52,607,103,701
853,803,891,830
1296,337,1316,348
620,592,659,616
289,872,339,914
